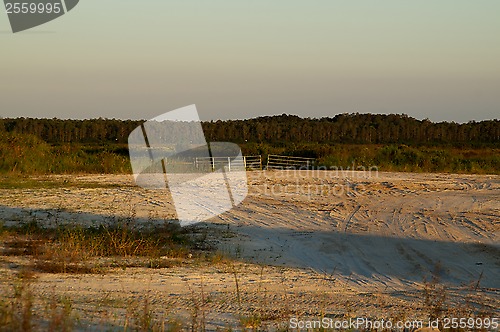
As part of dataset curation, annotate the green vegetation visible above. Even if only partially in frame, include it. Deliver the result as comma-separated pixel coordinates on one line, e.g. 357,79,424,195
241,142,499,174
0,131,131,174
1,115,499,174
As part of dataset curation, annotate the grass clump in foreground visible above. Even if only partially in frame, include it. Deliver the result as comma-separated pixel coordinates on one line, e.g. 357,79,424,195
0,220,211,274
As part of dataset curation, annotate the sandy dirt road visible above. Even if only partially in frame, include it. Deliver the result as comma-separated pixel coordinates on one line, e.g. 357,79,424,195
0,171,498,329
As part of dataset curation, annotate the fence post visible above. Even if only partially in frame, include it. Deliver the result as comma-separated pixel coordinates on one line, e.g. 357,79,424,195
243,156,246,169
228,157,231,172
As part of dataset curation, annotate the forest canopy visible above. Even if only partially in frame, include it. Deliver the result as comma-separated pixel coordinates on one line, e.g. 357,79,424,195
0,114,498,146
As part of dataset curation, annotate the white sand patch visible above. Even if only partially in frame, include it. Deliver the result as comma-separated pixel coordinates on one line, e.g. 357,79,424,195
0,171,498,328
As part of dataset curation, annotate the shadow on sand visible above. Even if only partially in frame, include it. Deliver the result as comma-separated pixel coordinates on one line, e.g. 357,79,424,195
1,205,498,290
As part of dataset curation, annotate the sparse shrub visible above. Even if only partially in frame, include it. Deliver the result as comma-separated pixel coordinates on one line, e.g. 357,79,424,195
46,294,74,332
0,272,36,332
1,221,197,274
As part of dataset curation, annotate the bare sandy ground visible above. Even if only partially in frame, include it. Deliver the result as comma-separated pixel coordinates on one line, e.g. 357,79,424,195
0,171,498,330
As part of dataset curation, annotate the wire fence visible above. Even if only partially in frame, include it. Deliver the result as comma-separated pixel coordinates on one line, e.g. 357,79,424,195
163,154,316,172
194,155,262,171
243,155,263,170
266,154,316,170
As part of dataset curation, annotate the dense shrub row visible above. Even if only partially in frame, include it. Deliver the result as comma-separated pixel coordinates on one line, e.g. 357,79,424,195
241,142,499,174
0,132,130,174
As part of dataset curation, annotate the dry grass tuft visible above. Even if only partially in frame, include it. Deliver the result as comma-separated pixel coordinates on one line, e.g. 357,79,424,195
0,220,210,274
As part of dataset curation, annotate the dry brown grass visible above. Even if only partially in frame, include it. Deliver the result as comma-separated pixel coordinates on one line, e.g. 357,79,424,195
0,220,207,274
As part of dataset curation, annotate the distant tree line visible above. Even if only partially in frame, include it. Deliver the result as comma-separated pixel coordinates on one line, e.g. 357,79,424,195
0,118,142,144
1,114,499,174
0,114,498,146
203,114,499,146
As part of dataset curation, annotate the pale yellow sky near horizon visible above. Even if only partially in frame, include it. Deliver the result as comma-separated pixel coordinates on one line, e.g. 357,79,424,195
1,1,499,122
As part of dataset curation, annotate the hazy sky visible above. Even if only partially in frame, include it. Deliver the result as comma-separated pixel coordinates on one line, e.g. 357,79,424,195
1,1,499,122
